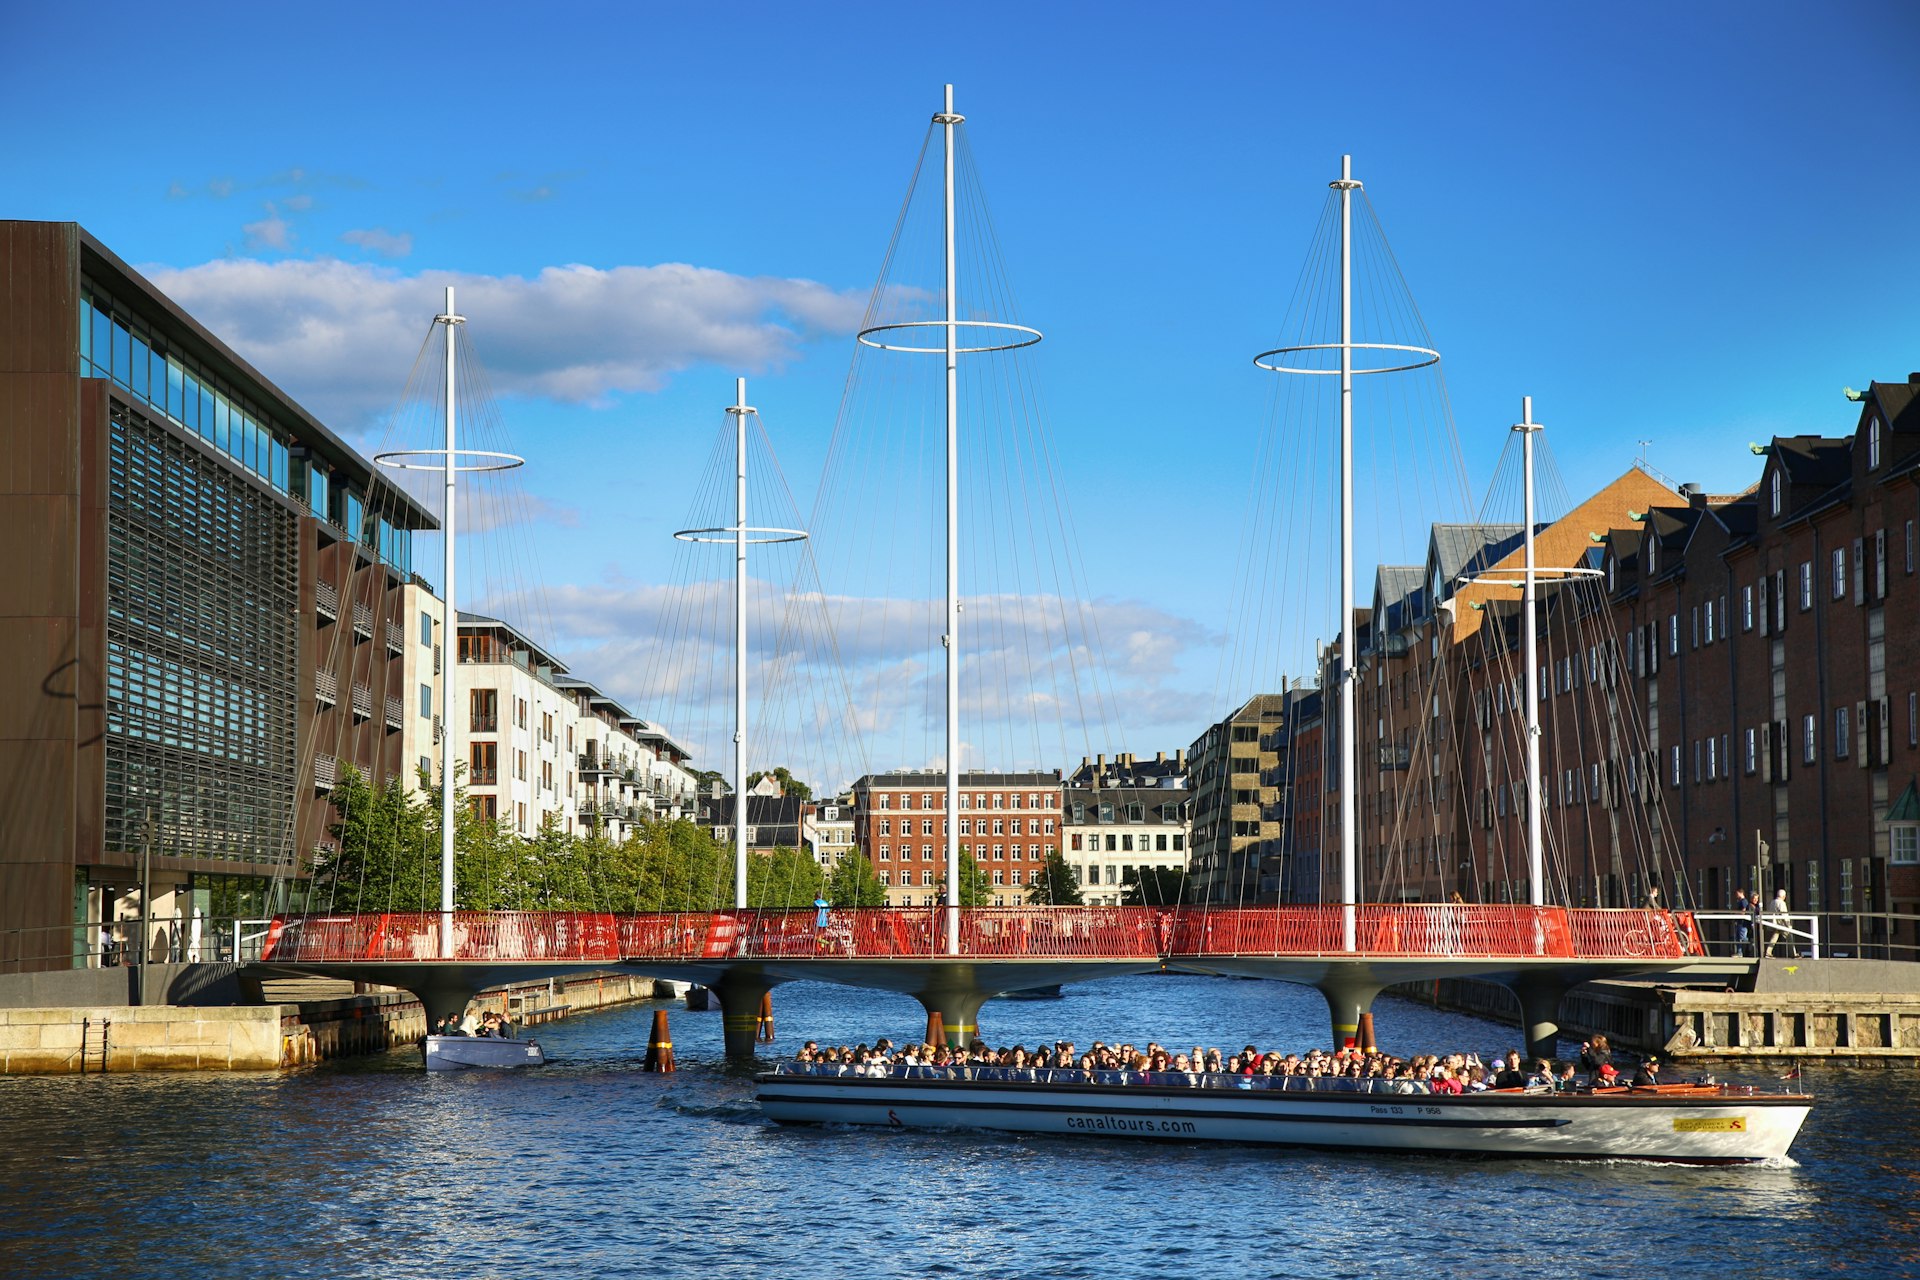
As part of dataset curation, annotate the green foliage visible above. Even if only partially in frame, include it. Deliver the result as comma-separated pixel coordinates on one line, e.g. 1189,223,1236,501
1026,849,1084,905
955,849,992,907
825,849,888,907
313,765,434,911
748,846,827,908
745,766,814,802
1123,866,1187,907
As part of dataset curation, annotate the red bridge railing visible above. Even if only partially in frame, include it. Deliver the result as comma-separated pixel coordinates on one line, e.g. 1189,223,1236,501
260,906,1701,964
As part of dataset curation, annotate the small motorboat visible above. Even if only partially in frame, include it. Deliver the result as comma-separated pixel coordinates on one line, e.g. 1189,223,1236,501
425,1034,546,1071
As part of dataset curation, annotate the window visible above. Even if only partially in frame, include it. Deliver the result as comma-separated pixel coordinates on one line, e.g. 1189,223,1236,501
1706,736,1718,781
1745,728,1758,775
1840,860,1854,914
1774,569,1787,630
1770,469,1782,517
1799,562,1813,611
1692,605,1700,649
470,742,498,785
1803,714,1817,764
1668,614,1679,656
1835,706,1850,758
1670,745,1682,787
470,688,498,732
1894,827,1919,866
1070,833,1082,851
1911,692,1918,748
1869,415,1882,469
1832,548,1846,599
1692,740,1702,785
420,611,433,646
1875,530,1888,600
1742,585,1754,631
1705,600,1716,643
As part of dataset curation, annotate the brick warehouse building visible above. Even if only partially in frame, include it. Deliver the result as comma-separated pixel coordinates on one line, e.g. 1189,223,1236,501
850,770,1063,907
1262,373,1920,955
0,222,438,970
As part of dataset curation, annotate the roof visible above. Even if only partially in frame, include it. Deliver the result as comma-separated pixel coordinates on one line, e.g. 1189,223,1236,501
1373,565,1427,634
1888,777,1920,824
855,770,1063,788
1430,524,1525,593
458,611,569,674
1772,435,1852,492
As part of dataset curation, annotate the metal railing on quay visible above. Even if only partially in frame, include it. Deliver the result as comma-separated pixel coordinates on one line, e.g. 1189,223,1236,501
0,915,280,974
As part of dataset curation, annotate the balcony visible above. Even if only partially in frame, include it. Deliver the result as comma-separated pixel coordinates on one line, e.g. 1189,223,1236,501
315,668,338,706
471,767,499,786
352,603,374,641
1376,744,1411,771
314,580,339,622
432,714,443,744
580,753,616,777
385,695,403,731
472,714,499,733
385,619,405,656
351,684,373,721
313,754,337,790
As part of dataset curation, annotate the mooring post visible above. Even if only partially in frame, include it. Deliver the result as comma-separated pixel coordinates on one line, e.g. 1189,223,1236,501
645,1009,676,1072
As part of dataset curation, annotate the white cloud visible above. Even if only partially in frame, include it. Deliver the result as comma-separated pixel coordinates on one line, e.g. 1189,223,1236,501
144,257,867,426
473,577,1220,786
340,227,413,258
241,204,292,251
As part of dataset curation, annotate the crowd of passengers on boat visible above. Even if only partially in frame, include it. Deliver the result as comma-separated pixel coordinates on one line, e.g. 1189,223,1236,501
781,1033,1668,1092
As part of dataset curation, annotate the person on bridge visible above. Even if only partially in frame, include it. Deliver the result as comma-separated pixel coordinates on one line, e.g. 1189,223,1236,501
1733,889,1753,956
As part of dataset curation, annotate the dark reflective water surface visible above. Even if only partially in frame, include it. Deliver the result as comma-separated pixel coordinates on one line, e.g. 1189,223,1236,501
3,974,1917,1279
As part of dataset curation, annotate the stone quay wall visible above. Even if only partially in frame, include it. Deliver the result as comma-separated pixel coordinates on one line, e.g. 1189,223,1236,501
0,1004,282,1074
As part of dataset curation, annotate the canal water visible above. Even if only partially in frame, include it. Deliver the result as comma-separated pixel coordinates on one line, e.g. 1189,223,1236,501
2,973,1916,1279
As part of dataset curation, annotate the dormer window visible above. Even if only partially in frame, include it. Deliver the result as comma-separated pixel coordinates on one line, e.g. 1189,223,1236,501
1869,416,1882,470
1648,539,1658,574
1770,469,1782,517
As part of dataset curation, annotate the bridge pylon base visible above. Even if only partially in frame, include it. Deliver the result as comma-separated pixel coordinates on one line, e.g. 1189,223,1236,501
717,971,781,1062
1506,972,1570,1064
915,986,989,1052
1314,975,1384,1051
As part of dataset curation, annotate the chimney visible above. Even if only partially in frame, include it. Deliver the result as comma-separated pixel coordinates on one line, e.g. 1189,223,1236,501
1096,753,1105,767
1156,750,1166,764
1175,748,1187,771
1678,481,1708,509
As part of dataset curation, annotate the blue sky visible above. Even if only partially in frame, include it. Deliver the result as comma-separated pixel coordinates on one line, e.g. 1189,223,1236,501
8,1,1917,776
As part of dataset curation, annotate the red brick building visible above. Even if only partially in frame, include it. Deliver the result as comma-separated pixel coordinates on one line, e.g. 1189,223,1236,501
850,769,1063,907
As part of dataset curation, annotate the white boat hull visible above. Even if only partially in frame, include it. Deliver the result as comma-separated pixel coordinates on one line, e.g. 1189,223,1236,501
757,1073,1809,1163
425,1035,546,1071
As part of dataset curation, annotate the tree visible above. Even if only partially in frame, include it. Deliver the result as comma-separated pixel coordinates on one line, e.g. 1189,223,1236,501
1124,866,1187,907
825,849,888,907
953,849,992,907
746,766,814,801
690,768,728,795
748,846,827,908
313,765,434,911
1026,849,1084,905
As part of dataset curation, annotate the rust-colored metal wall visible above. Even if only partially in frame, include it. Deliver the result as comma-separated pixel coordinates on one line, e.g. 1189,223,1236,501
0,222,83,966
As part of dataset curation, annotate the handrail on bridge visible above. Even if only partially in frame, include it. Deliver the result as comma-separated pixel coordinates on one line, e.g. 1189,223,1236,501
255,905,1709,965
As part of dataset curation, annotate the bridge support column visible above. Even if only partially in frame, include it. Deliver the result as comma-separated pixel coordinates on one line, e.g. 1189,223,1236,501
915,985,990,1051
716,972,777,1062
1508,973,1570,1063
1314,976,1383,1051
405,972,487,1036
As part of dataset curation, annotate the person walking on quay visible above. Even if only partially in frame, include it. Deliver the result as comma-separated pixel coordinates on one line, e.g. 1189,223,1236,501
1733,888,1752,956
1767,887,1792,957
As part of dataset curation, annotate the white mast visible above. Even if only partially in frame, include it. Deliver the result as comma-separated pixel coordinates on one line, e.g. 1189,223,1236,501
1335,155,1361,953
438,286,462,959
1517,396,1544,908
938,83,964,955
731,377,752,910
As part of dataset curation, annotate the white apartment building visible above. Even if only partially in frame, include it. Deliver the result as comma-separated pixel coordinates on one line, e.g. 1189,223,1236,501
1063,782,1190,906
398,581,447,792
803,800,856,870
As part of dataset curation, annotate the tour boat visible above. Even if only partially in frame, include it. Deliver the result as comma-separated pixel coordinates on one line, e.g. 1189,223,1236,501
424,1034,546,1071
756,1065,1811,1163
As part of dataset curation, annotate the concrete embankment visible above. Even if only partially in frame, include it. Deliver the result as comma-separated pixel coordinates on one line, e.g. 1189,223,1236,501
1390,958,1920,1065
0,970,684,1074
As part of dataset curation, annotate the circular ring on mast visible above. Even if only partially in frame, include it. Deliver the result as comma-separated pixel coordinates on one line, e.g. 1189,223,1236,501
856,319,1043,354
1455,565,1606,590
673,525,810,545
373,448,527,474
1252,341,1440,376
